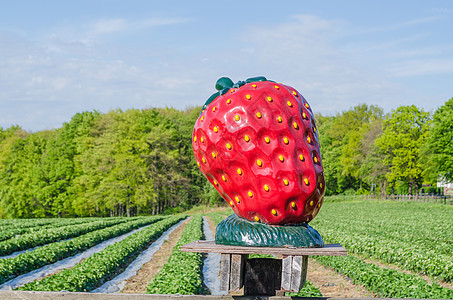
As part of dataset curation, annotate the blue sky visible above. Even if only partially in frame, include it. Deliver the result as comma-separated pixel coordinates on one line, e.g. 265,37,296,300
1,0,452,131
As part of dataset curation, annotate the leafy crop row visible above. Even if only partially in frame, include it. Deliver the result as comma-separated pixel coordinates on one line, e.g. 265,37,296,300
312,201,453,282
0,216,162,285
0,217,121,242
147,215,206,295
315,255,453,299
19,215,185,292
0,218,127,256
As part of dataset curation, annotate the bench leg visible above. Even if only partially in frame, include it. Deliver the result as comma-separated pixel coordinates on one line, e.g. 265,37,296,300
281,255,308,292
219,254,231,292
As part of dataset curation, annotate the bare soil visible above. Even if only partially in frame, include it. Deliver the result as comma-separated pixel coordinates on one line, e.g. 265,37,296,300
120,218,190,294
307,258,377,298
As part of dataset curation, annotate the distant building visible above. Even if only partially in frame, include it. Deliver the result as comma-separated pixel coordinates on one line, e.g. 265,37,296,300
437,177,453,196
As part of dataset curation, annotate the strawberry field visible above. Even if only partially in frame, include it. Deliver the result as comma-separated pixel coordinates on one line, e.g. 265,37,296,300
0,200,451,298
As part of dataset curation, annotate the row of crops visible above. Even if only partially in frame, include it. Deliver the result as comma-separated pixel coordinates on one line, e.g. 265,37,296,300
20,215,185,291
0,216,164,285
311,200,453,299
0,200,452,298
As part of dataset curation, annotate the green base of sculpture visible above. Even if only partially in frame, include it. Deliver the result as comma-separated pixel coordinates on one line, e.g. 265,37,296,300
215,214,324,248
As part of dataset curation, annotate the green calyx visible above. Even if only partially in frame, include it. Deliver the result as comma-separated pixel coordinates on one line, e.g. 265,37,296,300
201,76,268,114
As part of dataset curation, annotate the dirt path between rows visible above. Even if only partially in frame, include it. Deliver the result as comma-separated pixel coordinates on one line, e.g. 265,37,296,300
120,218,190,294
307,258,376,298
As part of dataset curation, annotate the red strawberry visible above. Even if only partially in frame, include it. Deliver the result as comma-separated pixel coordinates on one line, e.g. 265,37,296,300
193,77,325,225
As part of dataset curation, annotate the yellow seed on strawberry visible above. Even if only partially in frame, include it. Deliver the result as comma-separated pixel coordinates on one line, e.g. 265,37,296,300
279,155,284,162
235,115,240,121
246,94,251,100
267,96,272,102
264,184,270,192
271,209,277,216
265,137,270,143
256,159,263,167
248,191,254,198
237,168,243,175
256,112,262,119
283,179,289,186
244,135,250,142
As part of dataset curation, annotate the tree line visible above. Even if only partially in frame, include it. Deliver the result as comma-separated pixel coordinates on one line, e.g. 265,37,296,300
0,108,212,218
0,98,451,218
317,98,452,196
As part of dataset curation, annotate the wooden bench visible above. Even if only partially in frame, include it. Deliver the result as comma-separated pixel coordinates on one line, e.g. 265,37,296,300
181,241,347,296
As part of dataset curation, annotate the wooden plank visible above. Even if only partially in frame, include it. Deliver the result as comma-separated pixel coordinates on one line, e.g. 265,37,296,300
230,254,246,291
290,256,302,292
181,240,347,256
290,256,308,292
219,254,231,292
300,256,308,289
280,256,292,291
0,291,438,300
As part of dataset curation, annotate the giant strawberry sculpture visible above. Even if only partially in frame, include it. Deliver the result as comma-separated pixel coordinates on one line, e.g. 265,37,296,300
193,76,325,247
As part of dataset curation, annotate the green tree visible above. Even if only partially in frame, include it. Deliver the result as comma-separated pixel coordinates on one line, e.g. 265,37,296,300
422,98,453,184
0,130,52,217
375,105,430,194
359,118,389,195
317,104,384,194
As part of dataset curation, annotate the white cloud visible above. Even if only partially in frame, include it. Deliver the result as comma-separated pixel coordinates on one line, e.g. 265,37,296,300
385,59,453,77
